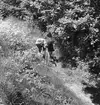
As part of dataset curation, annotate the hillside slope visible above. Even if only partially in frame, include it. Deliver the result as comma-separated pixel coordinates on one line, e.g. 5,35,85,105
0,17,94,105
33,60,93,105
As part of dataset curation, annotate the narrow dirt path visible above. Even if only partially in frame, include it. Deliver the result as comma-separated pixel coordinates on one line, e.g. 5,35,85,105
52,63,94,105
32,35,94,105
34,61,93,105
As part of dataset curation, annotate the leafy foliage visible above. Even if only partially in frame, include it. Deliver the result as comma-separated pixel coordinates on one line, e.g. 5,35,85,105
0,18,84,105
1,0,100,104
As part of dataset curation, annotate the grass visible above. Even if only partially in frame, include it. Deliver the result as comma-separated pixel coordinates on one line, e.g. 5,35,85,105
0,17,95,105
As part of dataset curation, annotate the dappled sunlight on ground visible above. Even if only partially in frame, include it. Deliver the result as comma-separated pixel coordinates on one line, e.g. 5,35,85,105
67,83,93,105
52,63,94,105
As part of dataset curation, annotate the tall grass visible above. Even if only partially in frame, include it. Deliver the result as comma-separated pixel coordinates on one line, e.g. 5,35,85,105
0,17,94,105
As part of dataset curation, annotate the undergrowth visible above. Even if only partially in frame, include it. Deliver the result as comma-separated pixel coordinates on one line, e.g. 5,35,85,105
0,18,94,105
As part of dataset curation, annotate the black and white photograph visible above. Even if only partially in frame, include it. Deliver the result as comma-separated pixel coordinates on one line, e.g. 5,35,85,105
0,0,99,105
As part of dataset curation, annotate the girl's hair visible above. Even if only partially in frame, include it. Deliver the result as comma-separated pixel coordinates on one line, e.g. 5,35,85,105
47,32,52,38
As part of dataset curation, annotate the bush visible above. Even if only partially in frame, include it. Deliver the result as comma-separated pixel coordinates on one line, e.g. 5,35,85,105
0,65,80,105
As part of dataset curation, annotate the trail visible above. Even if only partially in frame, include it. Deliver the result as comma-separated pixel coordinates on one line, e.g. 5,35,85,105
33,45,94,105
34,61,93,105
30,34,94,105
